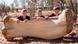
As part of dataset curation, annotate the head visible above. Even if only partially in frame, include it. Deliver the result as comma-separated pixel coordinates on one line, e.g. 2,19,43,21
22,9,27,16
53,7,61,13
35,8,43,16
36,8,42,12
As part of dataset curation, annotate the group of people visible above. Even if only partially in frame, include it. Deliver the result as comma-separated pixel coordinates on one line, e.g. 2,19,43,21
0,6,62,30
17,7,61,22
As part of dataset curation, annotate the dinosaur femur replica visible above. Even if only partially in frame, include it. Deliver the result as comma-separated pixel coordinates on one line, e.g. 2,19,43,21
2,9,74,40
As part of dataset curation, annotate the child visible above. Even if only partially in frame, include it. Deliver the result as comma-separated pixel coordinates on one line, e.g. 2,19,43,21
35,9,45,19
17,9,30,21
48,7,61,17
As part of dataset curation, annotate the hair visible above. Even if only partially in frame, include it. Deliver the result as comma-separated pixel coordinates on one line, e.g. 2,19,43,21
23,9,27,12
53,7,60,10
55,7,60,10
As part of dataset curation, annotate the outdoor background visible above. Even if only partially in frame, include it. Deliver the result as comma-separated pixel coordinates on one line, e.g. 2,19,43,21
0,0,78,44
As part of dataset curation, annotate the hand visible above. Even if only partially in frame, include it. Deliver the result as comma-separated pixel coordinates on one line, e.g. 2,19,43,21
17,20,20,23
24,19,28,22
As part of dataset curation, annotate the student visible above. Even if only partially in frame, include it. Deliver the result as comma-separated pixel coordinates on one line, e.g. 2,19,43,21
35,9,45,19
17,9,30,21
48,7,61,17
